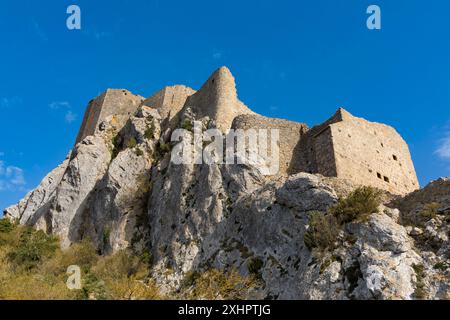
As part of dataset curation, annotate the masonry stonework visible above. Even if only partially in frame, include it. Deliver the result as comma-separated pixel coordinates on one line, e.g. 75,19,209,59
296,108,419,194
232,114,309,176
74,67,419,195
184,66,254,132
75,89,143,144
142,85,196,130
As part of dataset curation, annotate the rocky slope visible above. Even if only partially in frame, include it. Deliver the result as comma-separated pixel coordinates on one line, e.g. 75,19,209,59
3,67,449,300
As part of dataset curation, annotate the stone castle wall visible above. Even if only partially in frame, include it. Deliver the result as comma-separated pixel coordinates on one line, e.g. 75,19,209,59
143,85,196,130
75,89,143,144
232,114,308,176
185,67,254,132
327,110,419,194
74,68,419,195
289,108,419,195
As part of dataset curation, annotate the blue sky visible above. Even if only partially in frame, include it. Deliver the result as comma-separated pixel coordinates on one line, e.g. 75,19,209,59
1,0,449,210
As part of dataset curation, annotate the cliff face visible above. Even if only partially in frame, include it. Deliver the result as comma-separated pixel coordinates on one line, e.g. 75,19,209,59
3,67,448,300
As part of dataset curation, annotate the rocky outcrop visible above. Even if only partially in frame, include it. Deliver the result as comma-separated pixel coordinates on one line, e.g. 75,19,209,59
3,67,448,300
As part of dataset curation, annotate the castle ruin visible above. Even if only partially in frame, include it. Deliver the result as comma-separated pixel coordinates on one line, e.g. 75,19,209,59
75,66,419,195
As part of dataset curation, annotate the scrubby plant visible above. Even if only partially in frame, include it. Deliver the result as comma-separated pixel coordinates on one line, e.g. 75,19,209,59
0,218,14,234
303,211,339,252
433,261,449,272
0,218,16,246
7,227,59,271
247,257,264,279
181,119,193,132
412,264,427,299
420,202,440,221
0,224,260,300
127,137,137,149
102,228,111,249
41,239,98,275
159,142,171,154
401,202,442,228
144,126,154,140
135,147,144,156
180,268,260,300
182,270,201,288
329,186,382,224
110,133,122,159
0,227,163,300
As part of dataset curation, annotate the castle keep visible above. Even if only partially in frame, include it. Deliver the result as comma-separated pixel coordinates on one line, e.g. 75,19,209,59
75,66,419,195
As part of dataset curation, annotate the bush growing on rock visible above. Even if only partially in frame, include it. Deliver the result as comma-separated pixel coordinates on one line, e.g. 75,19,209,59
329,186,382,224
304,187,383,254
400,202,442,228
127,137,137,149
144,126,154,140
304,211,339,252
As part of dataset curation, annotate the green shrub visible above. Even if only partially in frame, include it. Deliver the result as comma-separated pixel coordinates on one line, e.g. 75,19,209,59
7,228,59,271
304,211,339,252
135,148,144,156
0,218,14,234
144,126,154,140
102,228,111,248
247,257,263,278
433,261,449,272
0,227,164,300
420,202,440,221
181,119,193,132
111,133,122,159
401,202,442,227
412,264,427,299
329,186,382,224
159,143,171,154
127,137,137,149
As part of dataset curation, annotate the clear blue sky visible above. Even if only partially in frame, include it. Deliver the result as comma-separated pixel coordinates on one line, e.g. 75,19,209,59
1,0,449,211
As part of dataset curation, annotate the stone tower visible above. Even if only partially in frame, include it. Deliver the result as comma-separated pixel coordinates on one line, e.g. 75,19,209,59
75,89,143,144
297,108,419,195
184,66,254,132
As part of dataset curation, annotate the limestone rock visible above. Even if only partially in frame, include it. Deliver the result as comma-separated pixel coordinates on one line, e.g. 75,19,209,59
3,157,70,229
2,67,448,300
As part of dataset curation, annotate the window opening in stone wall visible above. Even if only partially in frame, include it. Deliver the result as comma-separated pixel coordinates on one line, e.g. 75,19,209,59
381,142,384,147
393,155,398,161
377,172,382,179
384,176,390,183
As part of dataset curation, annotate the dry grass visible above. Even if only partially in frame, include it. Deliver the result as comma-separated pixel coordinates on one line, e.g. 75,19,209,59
0,218,257,300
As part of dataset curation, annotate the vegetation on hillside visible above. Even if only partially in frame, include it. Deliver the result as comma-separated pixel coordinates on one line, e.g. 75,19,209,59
304,186,383,253
0,218,258,300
